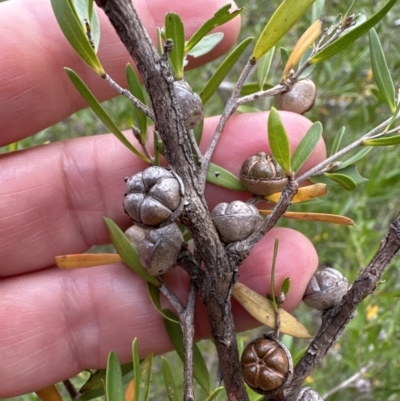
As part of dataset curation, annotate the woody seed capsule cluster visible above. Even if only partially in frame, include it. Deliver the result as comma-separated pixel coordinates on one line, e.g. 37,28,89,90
240,152,288,196
123,166,184,228
125,224,184,276
241,335,293,396
303,267,348,310
211,200,263,243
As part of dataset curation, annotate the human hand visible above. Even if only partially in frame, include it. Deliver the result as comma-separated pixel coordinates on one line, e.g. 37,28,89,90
0,0,325,396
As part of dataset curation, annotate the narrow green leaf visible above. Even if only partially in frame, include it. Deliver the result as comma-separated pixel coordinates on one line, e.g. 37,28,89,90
72,0,100,52
51,0,104,75
340,146,372,169
205,387,226,401
280,47,290,67
369,29,396,112
147,283,180,323
138,354,153,401
324,165,368,190
292,122,322,172
185,4,243,53
310,0,398,64
257,47,275,90
126,64,148,142
106,352,125,401
240,83,273,96
65,68,149,163
165,13,185,79
297,47,316,79
311,0,325,22
268,108,292,175
252,0,317,60
162,357,182,401
329,126,346,156
132,339,141,401
163,309,211,394
103,217,159,287
187,33,224,58
200,37,253,105
207,163,247,191
281,278,291,297
362,135,400,146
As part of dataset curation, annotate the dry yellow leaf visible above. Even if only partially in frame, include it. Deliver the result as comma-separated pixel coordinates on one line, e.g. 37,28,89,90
264,183,328,203
232,282,312,338
260,210,355,226
36,385,62,401
56,253,122,269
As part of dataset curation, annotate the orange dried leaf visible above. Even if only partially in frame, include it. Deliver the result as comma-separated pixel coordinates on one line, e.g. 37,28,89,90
36,385,62,401
56,253,122,269
264,183,328,203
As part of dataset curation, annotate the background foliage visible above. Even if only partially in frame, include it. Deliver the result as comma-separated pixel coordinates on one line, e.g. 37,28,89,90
2,0,400,400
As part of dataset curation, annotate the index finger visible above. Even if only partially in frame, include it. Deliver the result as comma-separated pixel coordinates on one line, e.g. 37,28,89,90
0,0,240,146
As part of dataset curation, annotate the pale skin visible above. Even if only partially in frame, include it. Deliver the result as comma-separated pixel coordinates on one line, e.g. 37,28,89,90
0,0,326,397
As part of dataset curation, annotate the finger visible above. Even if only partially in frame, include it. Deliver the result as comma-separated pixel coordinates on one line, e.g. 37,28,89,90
0,0,240,145
0,227,317,397
0,111,326,277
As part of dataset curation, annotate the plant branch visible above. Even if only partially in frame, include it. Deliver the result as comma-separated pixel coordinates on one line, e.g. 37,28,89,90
286,212,400,395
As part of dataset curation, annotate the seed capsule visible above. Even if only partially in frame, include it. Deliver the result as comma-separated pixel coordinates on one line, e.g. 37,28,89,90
240,152,287,196
303,267,348,310
174,80,203,130
275,79,316,114
241,335,293,396
125,224,184,276
123,166,184,228
211,200,263,243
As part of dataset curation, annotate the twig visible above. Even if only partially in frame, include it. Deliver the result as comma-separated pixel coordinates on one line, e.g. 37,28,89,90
104,74,155,120
63,379,78,400
322,360,374,399
286,213,400,395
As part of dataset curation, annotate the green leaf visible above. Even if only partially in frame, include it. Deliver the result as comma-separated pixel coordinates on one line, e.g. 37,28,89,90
132,339,141,401
163,309,211,394
165,13,185,79
362,135,400,146
324,165,368,190
106,352,125,401
207,163,247,191
65,68,149,163
369,28,396,113
280,47,290,67
51,0,104,76
138,354,153,401
185,4,243,53
329,126,346,156
103,217,159,287
311,0,325,22
257,47,275,90
310,0,398,64
240,83,273,96
252,0,317,60
162,357,182,401
292,122,322,172
147,283,180,323
187,33,224,58
340,146,372,169
71,0,100,51
79,364,133,400
297,47,316,79
205,387,226,401
126,64,148,142
281,278,291,297
200,37,253,105
268,108,292,175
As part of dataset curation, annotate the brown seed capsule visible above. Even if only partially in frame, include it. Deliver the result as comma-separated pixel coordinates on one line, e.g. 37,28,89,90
303,267,348,310
123,166,184,228
240,152,288,196
125,224,184,276
174,80,204,130
275,79,316,114
241,335,293,396
211,200,263,244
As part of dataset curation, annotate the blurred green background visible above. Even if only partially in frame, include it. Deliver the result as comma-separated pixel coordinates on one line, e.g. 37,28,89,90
2,0,400,400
